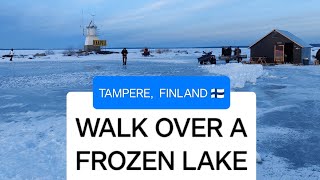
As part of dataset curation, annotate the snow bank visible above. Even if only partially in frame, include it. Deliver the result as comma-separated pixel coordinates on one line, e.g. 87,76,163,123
201,63,264,88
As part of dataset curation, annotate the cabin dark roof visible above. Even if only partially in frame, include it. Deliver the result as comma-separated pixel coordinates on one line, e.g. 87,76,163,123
250,29,313,48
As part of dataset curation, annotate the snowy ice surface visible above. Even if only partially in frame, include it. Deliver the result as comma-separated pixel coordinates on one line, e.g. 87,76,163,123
0,48,319,179
201,63,264,88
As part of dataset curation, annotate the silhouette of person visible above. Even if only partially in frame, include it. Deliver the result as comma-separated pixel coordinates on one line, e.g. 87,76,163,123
9,49,14,61
121,48,128,65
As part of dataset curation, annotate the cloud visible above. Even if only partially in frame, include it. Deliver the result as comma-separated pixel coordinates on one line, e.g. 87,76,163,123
138,1,170,12
100,0,175,28
181,0,229,12
99,0,232,35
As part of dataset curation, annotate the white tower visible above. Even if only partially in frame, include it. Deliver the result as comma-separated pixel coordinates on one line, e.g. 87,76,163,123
84,20,100,52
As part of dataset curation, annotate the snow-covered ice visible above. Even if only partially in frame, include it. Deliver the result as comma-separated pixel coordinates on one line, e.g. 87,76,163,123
0,48,319,179
201,63,264,88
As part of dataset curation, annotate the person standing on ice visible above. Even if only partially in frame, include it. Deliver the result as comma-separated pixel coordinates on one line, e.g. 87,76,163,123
234,47,242,63
9,49,14,61
227,46,232,56
121,48,128,65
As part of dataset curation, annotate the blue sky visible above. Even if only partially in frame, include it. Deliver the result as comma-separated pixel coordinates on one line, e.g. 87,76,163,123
0,0,319,49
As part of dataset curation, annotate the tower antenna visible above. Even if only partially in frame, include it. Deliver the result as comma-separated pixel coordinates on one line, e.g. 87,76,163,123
80,10,85,36
90,13,96,24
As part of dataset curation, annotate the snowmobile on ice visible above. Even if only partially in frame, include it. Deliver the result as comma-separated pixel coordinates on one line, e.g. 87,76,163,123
197,51,216,65
142,48,151,56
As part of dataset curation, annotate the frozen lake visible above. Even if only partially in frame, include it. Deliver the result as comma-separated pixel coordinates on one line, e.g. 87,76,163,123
0,48,319,179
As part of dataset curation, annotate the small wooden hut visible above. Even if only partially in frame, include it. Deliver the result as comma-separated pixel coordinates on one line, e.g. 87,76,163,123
250,29,312,64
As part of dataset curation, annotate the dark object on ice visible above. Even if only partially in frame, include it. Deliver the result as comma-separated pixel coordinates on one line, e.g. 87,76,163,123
63,49,77,56
156,49,171,54
96,51,119,55
250,29,312,64
222,46,232,56
33,53,46,57
76,51,89,56
142,48,151,56
2,53,16,60
121,48,128,65
316,49,320,61
234,47,242,63
222,47,226,56
198,51,216,65
219,55,247,61
174,50,188,54
221,47,233,63
227,46,232,56
9,49,14,61
220,46,246,63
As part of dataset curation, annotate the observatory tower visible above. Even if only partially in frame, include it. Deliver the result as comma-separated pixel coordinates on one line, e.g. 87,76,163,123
84,20,100,52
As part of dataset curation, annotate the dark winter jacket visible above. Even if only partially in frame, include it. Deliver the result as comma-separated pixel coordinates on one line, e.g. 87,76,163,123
234,48,241,56
222,48,226,56
121,49,128,56
227,47,232,56
316,49,320,60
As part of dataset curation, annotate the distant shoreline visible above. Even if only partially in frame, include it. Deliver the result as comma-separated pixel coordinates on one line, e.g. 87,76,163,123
1,46,250,50
0,46,252,51
1,44,319,51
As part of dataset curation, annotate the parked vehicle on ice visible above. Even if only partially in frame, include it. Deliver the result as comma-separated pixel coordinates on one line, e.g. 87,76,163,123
198,51,216,65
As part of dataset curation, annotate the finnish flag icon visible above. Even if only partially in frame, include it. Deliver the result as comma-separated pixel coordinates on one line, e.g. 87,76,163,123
211,88,225,99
